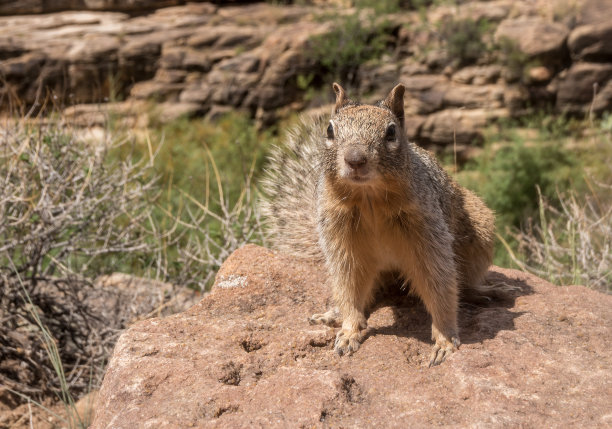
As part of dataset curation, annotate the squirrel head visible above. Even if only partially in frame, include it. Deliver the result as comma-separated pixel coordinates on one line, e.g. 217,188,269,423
323,83,407,188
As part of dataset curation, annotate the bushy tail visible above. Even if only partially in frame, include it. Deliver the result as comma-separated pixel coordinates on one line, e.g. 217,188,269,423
260,116,326,261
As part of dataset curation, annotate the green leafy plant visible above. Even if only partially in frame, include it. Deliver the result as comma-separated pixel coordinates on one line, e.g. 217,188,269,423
438,17,491,67
307,9,395,84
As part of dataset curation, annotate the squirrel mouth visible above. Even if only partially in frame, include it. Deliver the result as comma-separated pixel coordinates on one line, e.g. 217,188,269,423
344,171,373,184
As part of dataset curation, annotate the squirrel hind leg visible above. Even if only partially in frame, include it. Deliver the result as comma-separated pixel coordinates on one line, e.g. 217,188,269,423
309,307,342,328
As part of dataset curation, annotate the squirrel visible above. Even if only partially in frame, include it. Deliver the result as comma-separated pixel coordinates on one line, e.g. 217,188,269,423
261,83,497,366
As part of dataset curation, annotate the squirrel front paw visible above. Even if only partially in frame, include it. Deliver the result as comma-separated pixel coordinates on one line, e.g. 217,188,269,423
309,307,341,327
334,329,363,356
428,335,460,367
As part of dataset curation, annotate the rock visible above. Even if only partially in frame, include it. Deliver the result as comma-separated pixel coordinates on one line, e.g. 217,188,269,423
0,51,46,81
568,21,612,62
187,26,264,50
154,101,204,122
72,390,98,427
92,244,612,428
216,54,261,74
399,58,428,77
206,68,260,106
179,82,212,104
442,84,505,109
404,115,426,141
401,74,449,114
419,108,509,145
591,79,612,114
358,63,399,95
503,84,530,114
0,37,24,60
428,0,513,25
62,101,149,127
455,0,512,23
527,65,552,83
0,1,192,15
556,62,612,114
130,79,184,101
452,65,504,85
154,68,188,84
494,17,569,61
575,0,612,26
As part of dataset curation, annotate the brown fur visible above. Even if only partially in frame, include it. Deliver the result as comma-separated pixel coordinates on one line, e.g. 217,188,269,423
261,84,496,366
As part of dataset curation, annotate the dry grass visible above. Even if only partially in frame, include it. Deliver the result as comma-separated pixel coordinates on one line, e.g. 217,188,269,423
505,183,611,292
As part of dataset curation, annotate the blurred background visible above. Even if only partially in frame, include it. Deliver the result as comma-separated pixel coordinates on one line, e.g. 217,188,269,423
1,0,611,426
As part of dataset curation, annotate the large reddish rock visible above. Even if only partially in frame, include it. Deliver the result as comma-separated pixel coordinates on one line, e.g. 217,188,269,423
556,62,612,114
494,17,569,63
92,244,612,428
568,21,612,62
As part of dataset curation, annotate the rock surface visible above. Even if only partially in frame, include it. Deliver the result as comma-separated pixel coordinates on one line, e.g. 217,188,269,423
93,244,612,428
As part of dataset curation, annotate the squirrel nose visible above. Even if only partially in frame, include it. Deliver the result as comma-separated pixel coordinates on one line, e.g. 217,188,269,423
344,148,367,169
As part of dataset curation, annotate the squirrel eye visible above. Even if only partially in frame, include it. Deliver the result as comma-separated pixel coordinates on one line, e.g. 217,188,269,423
385,123,396,141
326,122,334,140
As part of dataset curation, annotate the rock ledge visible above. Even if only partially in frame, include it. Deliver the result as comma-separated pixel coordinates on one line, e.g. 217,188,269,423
93,244,612,428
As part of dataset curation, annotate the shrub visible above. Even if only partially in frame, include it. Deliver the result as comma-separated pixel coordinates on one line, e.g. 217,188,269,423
439,17,491,67
0,117,159,402
307,8,396,85
478,140,576,230
0,113,267,407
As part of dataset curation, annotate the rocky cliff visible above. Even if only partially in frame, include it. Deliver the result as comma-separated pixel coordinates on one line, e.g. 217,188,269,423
92,245,612,428
1,0,612,149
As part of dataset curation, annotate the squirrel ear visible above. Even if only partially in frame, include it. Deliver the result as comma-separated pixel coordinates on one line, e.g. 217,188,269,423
383,84,405,128
332,82,350,114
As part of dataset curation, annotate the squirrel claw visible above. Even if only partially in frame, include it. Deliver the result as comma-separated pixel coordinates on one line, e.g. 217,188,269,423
334,329,362,356
428,336,460,367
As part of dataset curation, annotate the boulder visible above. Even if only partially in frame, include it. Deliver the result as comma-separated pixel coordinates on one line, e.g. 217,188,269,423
419,108,509,145
556,62,612,114
494,17,569,62
92,244,612,428
0,1,193,15
568,21,612,62
451,65,504,85
187,26,264,50
427,0,513,26
442,83,505,109
401,74,450,114
130,79,184,101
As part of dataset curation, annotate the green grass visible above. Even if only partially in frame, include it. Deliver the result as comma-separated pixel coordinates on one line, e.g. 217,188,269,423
107,112,282,289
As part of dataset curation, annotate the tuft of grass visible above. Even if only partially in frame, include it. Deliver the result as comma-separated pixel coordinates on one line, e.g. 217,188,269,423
511,184,611,292
111,112,277,290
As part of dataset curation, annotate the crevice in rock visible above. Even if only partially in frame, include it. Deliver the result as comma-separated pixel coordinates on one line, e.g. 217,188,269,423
218,361,242,386
240,336,264,353
336,374,363,404
214,404,239,418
